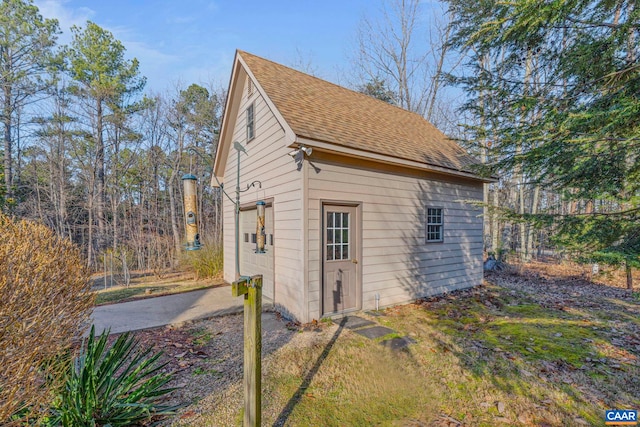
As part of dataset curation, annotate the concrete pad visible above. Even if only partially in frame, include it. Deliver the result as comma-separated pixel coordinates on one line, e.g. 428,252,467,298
339,316,376,330
380,336,417,350
262,312,286,334
354,326,395,339
91,285,243,335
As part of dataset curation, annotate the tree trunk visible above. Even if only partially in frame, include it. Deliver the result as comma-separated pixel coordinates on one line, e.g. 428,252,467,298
96,99,105,246
527,185,540,258
3,85,12,200
491,184,500,252
518,181,527,262
87,199,94,268
518,49,533,263
169,173,181,267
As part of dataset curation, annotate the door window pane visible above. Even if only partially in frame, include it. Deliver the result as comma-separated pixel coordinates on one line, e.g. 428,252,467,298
326,211,350,261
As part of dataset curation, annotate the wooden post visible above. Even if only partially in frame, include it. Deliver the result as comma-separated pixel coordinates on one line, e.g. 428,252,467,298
233,274,262,427
244,275,262,427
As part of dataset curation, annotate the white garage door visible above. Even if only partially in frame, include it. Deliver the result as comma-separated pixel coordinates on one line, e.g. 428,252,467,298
240,205,274,300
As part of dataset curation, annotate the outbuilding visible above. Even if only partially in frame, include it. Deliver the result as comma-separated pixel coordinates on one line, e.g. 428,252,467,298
213,50,489,322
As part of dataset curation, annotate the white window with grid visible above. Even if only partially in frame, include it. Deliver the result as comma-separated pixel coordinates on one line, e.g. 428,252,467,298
246,103,254,141
426,207,443,243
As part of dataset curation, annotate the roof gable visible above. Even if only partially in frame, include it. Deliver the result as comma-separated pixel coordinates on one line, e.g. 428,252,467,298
238,50,480,176
214,50,483,182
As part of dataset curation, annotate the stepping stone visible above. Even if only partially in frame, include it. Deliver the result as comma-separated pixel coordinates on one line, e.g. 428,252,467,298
354,326,395,339
339,316,376,330
380,336,416,350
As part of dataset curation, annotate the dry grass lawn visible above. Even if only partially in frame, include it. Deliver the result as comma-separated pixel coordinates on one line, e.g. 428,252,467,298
94,272,225,305
152,263,639,426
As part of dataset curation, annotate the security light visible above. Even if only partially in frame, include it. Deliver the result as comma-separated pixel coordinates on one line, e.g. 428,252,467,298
288,145,312,171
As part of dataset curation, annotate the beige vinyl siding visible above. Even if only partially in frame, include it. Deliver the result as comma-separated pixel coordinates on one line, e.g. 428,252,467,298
307,153,483,320
223,72,304,320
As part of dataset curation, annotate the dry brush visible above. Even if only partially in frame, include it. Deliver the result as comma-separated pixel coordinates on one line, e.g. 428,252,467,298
0,213,94,424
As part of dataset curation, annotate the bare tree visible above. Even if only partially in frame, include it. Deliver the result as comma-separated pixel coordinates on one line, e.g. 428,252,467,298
352,1,457,119
353,0,428,114
289,48,320,77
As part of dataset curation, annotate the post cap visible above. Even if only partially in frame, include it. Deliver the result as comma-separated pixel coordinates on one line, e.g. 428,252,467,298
182,173,197,181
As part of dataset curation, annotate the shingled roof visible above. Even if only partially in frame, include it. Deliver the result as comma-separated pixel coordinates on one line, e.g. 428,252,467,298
238,50,480,176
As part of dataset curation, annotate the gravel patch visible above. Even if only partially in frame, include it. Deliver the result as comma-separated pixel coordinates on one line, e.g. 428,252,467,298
125,311,337,426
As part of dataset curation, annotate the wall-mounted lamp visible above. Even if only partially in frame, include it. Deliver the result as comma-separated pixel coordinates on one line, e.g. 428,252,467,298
288,146,312,157
288,145,313,171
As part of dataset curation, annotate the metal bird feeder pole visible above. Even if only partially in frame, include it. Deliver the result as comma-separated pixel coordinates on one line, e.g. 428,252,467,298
223,142,262,427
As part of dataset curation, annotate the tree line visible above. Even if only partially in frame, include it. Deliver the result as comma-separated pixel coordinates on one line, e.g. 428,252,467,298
1,0,223,276
1,0,637,286
352,0,638,286
445,0,639,286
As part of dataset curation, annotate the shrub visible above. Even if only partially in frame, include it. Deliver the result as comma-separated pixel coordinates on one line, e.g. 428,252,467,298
181,242,223,279
0,214,94,424
47,326,178,426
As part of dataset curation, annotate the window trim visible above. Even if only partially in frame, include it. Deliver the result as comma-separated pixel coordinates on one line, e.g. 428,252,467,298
246,103,255,141
425,206,444,243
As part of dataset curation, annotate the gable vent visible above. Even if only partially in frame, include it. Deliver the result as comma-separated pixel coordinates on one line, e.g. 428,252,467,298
247,77,253,98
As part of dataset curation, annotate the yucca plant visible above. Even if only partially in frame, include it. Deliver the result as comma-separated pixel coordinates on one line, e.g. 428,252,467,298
48,326,179,426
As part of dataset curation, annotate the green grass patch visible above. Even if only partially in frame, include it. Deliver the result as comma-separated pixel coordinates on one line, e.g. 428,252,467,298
192,367,220,376
419,289,602,367
375,332,404,342
191,329,214,346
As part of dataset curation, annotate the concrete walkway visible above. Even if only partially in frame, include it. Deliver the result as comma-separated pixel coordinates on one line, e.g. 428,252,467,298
91,285,243,335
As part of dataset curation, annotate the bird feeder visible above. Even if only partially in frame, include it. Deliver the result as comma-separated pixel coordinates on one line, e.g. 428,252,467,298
182,173,201,250
255,200,266,253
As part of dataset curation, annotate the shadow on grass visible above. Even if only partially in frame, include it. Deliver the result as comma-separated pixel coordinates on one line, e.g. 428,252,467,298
272,317,347,427
419,284,639,425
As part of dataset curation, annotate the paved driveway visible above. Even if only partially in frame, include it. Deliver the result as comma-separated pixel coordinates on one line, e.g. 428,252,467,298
91,285,243,335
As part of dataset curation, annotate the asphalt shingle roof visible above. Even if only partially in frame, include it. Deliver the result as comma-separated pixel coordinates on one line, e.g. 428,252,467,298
239,50,480,175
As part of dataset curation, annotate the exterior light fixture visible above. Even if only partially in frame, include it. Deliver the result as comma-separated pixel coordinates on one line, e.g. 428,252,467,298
288,145,313,171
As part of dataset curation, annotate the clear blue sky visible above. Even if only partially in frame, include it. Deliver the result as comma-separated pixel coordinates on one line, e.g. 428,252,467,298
34,0,378,92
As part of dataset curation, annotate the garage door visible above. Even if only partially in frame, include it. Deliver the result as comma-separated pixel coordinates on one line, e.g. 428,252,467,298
240,205,274,300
